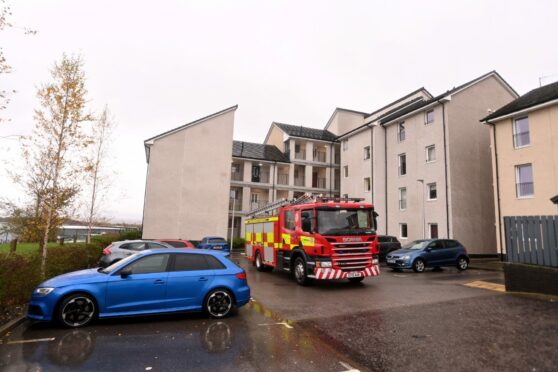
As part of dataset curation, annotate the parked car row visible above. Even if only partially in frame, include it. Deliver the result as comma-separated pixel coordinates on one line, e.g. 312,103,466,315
99,237,230,268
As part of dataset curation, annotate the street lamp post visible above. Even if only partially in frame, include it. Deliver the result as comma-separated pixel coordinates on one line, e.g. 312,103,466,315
417,179,425,239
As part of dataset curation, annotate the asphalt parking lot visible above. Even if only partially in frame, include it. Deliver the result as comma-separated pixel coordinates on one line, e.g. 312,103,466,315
1,254,557,371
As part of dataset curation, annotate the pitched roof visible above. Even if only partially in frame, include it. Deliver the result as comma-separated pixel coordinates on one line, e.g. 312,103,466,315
481,81,558,122
274,122,338,142
144,105,238,144
367,87,432,119
379,71,517,125
232,141,289,163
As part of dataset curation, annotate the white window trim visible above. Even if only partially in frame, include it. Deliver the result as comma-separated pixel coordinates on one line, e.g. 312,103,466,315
343,165,349,178
513,116,531,149
398,153,407,176
428,223,439,238
515,163,534,199
342,139,348,151
427,182,437,201
425,145,436,163
399,223,408,239
398,122,406,143
364,177,371,193
399,187,407,210
425,109,435,125
363,146,371,160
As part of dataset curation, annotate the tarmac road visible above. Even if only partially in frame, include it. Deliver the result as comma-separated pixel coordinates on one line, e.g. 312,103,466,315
1,253,556,372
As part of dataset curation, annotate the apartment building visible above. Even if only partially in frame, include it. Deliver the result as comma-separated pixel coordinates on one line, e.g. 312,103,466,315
327,71,518,254
481,80,558,257
229,123,340,238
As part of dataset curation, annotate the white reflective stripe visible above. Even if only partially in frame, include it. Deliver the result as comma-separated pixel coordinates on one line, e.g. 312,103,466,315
335,270,342,279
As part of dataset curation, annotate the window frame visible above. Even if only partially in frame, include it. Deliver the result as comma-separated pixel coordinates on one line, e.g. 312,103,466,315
119,253,171,275
284,210,295,230
515,163,534,198
343,165,349,178
342,139,348,151
398,122,406,142
364,177,371,193
425,109,434,125
363,146,371,160
428,223,439,239
425,145,436,163
398,153,407,176
512,116,530,149
399,223,408,239
427,182,437,201
399,187,407,210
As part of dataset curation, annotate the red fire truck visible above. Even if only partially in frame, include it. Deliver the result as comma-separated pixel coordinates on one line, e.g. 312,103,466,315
244,195,380,285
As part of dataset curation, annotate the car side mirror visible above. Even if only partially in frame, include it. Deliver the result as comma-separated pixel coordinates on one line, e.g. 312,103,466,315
120,268,132,278
425,247,432,252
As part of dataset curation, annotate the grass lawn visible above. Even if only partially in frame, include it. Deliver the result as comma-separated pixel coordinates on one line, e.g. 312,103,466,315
0,242,79,254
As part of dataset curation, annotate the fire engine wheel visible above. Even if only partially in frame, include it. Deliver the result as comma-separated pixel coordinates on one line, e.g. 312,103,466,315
293,257,311,286
255,251,266,272
412,258,426,273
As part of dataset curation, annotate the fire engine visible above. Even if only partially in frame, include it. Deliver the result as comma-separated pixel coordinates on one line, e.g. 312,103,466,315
244,194,380,285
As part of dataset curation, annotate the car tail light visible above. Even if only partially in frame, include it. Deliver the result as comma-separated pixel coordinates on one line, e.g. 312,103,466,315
236,271,247,280
103,245,113,255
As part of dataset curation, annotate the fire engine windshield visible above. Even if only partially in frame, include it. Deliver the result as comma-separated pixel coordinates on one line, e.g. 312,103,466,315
316,208,375,236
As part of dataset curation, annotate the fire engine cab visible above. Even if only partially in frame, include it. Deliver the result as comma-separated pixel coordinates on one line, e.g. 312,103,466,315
244,194,380,285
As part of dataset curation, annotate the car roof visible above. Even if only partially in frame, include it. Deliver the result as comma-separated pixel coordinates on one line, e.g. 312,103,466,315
140,248,226,257
113,239,152,244
203,236,226,239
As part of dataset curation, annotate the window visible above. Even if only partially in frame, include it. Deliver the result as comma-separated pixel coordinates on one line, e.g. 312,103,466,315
343,165,349,178
515,164,534,197
444,240,459,248
513,116,530,148
398,122,406,142
120,242,147,251
428,239,443,249
342,139,348,151
284,210,295,230
400,223,408,239
425,109,434,124
399,188,407,210
364,177,371,192
301,210,313,233
364,146,371,160
172,254,209,271
429,223,439,239
205,255,226,269
427,183,437,200
163,241,187,248
398,154,406,176
126,254,170,274
147,242,168,249
426,145,436,163
342,194,349,199
251,193,259,203
378,236,389,243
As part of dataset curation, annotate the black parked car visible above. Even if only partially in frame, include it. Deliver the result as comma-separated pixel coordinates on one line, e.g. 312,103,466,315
378,235,402,262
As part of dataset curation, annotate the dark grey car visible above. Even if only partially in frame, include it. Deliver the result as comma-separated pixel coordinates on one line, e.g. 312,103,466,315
99,240,173,268
378,235,402,262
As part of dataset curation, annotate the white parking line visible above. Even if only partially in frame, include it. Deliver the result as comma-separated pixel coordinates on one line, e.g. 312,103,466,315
4,337,55,345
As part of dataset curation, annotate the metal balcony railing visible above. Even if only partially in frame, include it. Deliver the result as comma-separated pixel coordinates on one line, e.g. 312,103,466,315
313,178,326,189
230,172,243,181
294,151,306,160
229,200,242,211
277,174,289,185
294,177,305,187
250,200,269,210
313,152,326,162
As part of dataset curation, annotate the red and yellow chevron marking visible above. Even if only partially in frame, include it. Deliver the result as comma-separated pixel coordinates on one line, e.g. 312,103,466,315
314,265,380,280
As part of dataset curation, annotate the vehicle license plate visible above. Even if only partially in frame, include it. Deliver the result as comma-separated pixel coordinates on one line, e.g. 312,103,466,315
347,272,362,278
387,259,395,264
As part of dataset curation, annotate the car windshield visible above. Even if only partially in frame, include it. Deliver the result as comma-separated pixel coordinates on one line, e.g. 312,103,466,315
209,238,227,244
402,240,431,250
316,208,375,236
99,253,140,273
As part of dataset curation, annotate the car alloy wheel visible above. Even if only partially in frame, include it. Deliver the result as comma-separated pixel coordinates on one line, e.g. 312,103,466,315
255,252,264,272
457,257,468,271
413,259,425,273
60,295,96,328
206,290,233,318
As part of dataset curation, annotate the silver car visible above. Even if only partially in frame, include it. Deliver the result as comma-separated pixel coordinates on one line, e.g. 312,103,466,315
99,240,173,268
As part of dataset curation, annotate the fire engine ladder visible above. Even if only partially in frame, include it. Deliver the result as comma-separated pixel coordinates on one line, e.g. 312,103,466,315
247,193,316,218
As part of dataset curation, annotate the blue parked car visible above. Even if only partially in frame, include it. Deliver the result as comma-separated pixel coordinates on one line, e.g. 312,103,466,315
198,236,230,252
386,239,469,273
28,249,250,328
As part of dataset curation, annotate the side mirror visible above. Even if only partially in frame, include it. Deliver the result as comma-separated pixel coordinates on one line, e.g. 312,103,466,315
120,268,132,278
425,247,432,252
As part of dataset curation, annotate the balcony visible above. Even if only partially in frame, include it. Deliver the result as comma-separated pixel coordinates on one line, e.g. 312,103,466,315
229,199,242,211
250,200,269,210
231,172,243,181
277,174,289,185
294,177,305,187
313,152,326,163
313,177,326,189
294,151,306,160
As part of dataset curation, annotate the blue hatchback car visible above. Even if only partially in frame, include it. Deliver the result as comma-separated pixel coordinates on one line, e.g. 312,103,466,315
386,239,469,273
198,236,230,252
28,249,250,328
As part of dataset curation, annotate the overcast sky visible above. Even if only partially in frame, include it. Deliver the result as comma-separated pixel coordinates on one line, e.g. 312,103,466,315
1,0,557,223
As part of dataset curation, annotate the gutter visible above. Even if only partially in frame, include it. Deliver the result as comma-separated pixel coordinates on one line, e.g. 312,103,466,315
483,118,504,262
384,124,388,234
482,97,558,123
439,98,451,238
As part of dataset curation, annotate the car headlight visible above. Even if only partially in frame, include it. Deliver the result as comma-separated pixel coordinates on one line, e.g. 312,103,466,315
317,261,332,268
372,258,379,264
34,287,54,296
401,255,410,260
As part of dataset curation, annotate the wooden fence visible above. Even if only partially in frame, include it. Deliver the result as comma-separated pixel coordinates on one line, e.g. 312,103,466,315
504,216,558,267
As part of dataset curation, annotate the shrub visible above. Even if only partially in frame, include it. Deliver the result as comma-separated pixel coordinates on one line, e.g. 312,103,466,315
0,243,103,310
90,230,142,250
231,237,245,250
